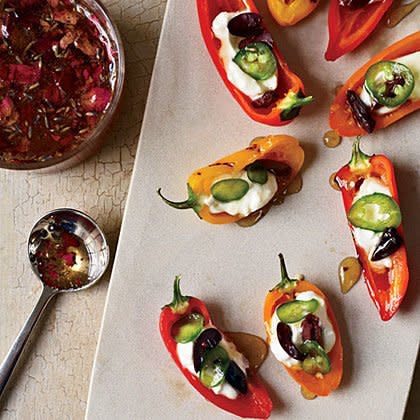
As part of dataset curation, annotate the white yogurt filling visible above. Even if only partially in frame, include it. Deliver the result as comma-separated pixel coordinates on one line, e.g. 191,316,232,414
360,51,420,115
269,291,336,368
351,177,393,268
202,170,278,217
211,11,278,100
176,327,249,400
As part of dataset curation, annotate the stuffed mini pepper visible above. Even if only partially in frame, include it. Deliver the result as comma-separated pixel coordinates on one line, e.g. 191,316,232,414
160,277,273,418
325,0,393,61
264,254,343,397
330,31,420,136
158,135,304,224
335,138,409,320
196,0,313,126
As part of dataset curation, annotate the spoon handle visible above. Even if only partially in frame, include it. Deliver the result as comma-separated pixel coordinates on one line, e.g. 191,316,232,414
0,286,57,400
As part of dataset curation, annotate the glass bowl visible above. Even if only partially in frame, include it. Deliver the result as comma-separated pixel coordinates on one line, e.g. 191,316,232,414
0,0,125,172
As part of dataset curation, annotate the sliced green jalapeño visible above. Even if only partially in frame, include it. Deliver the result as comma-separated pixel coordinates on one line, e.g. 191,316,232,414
300,340,331,375
365,61,414,108
276,299,319,324
233,42,277,81
348,193,401,232
246,162,268,184
199,346,230,388
171,312,205,343
211,178,249,202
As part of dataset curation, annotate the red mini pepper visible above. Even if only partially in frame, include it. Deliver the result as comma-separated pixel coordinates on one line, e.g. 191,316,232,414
160,277,273,419
335,139,409,321
325,0,393,61
196,0,313,126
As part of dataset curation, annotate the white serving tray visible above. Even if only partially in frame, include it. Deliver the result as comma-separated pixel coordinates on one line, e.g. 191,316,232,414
86,1,420,418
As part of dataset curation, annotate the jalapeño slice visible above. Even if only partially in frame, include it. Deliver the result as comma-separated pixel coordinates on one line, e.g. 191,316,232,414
365,61,415,108
246,162,268,184
211,178,249,202
171,312,205,343
276,299,319,324
348,193,401,232
199,346,230,388
233,42,277,81
300,340,331,375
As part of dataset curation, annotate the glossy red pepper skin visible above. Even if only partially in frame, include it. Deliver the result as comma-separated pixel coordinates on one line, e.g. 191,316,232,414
196,0,311,126
160,277,273,419
325,0,393,61
335,140,409,321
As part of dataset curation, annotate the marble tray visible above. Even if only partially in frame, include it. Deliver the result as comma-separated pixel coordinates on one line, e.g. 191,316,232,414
86,1,420,418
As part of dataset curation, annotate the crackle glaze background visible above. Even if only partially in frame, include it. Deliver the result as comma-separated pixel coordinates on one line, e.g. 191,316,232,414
0,0,418,419
0,1,167,418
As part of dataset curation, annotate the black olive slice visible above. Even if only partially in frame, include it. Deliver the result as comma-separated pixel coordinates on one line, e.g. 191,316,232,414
371,227,403,261
277,322,305,361
225,361,248,394
346,89,376,133
228,12,263,37
193,328,222,372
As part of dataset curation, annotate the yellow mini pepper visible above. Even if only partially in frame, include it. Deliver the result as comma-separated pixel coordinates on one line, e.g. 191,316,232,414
267,0,319,26
158,135,304,225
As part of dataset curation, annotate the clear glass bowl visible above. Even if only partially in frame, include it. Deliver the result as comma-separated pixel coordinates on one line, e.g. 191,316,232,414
0,0,125,172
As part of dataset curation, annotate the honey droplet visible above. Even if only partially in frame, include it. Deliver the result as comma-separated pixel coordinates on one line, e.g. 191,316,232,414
323,130,342,148
285,173,303,195
385,0,420,28
339,256,362,294
301,385,318,400
225,332,268,371
329,171,341,191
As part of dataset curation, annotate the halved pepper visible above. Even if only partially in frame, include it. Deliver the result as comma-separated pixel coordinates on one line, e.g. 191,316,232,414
158,135,304,224
330,31,420,136
264,254,343,396
196,0,313,126
160,277,273,419
335,138,409,321
325,0,394,61
267,0,320,26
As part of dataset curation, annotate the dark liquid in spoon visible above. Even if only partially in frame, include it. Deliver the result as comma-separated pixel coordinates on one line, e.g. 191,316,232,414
31,221,89,289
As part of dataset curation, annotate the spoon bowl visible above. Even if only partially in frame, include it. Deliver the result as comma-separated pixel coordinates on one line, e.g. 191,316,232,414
28,208,109,292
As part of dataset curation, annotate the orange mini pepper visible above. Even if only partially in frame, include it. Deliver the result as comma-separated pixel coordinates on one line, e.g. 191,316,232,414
267,0,319,26
158,135,304,224
330,31,420,137
264,254,343,396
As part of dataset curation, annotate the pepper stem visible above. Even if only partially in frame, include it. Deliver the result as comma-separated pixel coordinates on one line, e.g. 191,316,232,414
165,275,189,312
157,184,200,211
349,137,370,172
271,253,298,292
280,90,314,121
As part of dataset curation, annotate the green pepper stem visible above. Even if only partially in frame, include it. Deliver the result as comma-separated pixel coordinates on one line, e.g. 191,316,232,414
157,184,200,212
165,275,189,312
271,253,298,292
349,137,370,172
157,188,193,209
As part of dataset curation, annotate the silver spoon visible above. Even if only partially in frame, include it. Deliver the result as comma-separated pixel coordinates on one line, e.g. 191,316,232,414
0,208,109,399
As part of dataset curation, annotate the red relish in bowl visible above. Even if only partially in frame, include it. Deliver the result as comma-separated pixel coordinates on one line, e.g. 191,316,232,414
0,0,116,164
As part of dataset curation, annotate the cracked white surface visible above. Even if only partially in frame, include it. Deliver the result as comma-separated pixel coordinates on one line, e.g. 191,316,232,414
0,1,167,418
